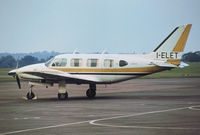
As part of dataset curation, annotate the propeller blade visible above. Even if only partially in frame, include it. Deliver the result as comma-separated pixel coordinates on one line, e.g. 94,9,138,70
16,75,21,89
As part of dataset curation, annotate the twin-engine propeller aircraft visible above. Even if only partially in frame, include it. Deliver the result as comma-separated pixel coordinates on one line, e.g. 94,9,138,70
8,24,192,100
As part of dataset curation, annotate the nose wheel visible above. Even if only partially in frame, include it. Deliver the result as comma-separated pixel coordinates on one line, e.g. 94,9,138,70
86,84,96,98
26,85,36,100
27,91,35,100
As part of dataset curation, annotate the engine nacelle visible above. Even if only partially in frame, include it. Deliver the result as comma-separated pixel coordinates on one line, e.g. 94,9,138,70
29,81,53,87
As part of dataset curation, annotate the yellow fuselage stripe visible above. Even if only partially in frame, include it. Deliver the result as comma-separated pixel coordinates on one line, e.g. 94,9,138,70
52,66,166,73
166,59,181,66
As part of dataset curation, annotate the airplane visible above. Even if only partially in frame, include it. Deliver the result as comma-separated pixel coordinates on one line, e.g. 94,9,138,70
8,24,192,100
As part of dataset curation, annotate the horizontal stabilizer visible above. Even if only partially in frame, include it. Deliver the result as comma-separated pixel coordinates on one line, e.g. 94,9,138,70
178,62,189,68
151,62,177,68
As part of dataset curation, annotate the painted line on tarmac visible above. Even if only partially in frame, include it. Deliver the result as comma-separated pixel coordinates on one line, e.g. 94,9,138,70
14,117,40,120
188,105,200,111
1,105,200,135
0,121,90,135
89,105,200,130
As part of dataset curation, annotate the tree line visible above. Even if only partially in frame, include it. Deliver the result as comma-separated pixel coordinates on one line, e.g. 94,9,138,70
0,55,53,68
182,51,200,62
0,51,200,68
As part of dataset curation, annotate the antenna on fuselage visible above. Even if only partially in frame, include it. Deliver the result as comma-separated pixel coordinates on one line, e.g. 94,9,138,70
73,49,79,54
101,49,107,54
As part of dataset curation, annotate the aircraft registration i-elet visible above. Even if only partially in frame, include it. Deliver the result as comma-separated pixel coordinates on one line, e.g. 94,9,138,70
8,24,192,100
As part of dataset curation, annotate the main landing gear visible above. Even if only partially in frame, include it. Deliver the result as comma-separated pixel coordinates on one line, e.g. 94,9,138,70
57,81,96,100
58,80,68,100
86,84,96,99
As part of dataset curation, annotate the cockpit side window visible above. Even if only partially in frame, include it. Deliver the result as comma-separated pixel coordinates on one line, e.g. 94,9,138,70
60,58,67,67
51,58,67,67
119,60,128,67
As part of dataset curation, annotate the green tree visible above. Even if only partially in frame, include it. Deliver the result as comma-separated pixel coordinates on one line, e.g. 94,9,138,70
182,52,200,62
19,55,39,67
0,55,16,68
39,58,46,63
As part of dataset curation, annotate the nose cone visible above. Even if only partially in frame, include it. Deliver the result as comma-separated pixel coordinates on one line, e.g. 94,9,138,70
8,69,17,76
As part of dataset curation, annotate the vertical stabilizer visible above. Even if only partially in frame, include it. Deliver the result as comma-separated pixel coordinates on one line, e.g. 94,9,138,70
152,24,192,66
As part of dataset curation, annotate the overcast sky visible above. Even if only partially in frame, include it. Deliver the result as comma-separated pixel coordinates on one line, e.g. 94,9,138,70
0,0,199,54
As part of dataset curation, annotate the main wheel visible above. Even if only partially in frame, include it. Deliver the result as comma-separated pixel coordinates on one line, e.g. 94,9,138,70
86,89,96,98
26,92,35,100
58,92,68,100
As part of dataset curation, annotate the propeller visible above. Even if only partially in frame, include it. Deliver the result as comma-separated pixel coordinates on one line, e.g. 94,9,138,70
15,58,21,89
8,58,21,89
16,74,21,89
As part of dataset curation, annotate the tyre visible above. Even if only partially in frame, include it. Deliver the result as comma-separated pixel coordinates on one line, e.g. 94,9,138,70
58,92,68,100
26,92,35,100
86,89,96,98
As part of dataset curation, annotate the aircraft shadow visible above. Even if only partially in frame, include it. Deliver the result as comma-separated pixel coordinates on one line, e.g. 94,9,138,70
32,94,200,102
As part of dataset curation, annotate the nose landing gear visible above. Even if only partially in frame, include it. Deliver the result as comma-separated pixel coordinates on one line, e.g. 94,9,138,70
26,85,36,100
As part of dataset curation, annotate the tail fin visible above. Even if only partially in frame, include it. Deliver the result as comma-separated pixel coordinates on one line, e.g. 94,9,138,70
152,24,192,66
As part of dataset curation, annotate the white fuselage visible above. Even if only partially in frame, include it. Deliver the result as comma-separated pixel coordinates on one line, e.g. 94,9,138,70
12,53,168,84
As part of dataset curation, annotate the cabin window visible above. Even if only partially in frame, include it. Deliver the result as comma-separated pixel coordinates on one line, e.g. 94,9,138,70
119,60,128,67
87,59,98,67
71,58,82,67
104,59,114,68
51,58,67,67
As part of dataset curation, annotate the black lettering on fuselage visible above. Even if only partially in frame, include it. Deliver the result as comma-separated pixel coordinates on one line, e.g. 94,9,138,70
156,52,178,59
161,52,165,58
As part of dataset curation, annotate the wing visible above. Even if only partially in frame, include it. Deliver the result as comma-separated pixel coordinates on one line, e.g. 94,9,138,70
24,70,99,84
